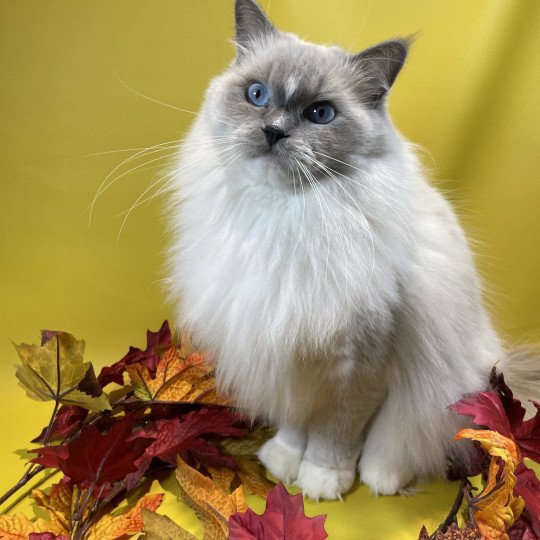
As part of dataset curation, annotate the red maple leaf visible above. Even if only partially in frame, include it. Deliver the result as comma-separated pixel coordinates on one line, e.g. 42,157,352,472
228,483,327,540
31,416,154,488
508,519,538,540
125,407,246,489
451,369,540,537
514,462,540,538
449,392,513,435
32,405,88,443
98,321,172,386
490,369,529,426
136,408,246,464
514,402,540,463
450,371,540,462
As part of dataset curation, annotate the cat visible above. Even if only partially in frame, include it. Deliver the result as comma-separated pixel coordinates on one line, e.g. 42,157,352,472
165,0,521,500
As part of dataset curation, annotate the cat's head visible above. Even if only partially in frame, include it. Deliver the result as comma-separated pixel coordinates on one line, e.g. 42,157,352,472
200,0,411,183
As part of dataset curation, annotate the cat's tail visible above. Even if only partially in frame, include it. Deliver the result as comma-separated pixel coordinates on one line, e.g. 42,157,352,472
500,348,540,414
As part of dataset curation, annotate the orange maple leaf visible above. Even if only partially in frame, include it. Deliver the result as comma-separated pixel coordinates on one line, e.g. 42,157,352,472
33,482,75,532
85,493,163,540
175,457,248,539
455,428,525,540
126,346,231,405
0,513,64,539
27,483,163,540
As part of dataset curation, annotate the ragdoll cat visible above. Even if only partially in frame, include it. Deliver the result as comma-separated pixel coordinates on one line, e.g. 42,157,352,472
166,0,512,500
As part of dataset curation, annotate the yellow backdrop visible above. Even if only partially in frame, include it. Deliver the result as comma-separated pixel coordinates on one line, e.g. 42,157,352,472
1,1,539,539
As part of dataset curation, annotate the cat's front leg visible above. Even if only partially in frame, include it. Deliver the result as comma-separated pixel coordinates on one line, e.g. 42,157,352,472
257,425,307,483
295,433,359,501
295,382,385,501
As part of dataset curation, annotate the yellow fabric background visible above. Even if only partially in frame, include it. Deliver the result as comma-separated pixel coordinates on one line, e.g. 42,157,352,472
1,1,539,538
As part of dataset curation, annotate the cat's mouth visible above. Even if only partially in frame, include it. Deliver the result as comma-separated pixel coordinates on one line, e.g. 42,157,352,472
243,139,296,169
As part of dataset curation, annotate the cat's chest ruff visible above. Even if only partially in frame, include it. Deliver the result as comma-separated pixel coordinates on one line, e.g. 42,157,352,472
180,172,402,331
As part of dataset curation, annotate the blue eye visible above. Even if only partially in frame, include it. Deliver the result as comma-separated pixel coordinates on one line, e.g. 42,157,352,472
304,101,336,124
246,82,270,107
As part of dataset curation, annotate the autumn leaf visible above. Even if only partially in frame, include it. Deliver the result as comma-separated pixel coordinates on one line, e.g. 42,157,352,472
28,534,69,540
0,513,65,539
489,370,529,429
98,321,172,387
455,429,525,540
125,408,246,489
514,462,540,538
32,405,88,443
32,416,154,488
13,332,110,412
126,346,230,405
136,408,246,465
451,371,540,463
85,493,163,540
507,517,537,540
14,482,163,540
450,393,513,436
513,403,540,464
418,522,483,539
218,425,275,498
141,508,197,540
175,457,248,539
32,482,74,533
228,482,328,540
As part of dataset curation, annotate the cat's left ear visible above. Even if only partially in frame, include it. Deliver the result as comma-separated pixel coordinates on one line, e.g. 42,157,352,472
234,0,276,56
350,37,413,108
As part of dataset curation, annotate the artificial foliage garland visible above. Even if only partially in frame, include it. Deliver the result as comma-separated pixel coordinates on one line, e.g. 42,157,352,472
0,321,538,539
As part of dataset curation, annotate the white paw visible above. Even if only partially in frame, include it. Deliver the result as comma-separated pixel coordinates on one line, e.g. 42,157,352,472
258,436,304,484
295,459,356,501
359,460,412,495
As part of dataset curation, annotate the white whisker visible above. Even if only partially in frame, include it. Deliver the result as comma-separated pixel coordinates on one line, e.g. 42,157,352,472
115,73,238,129
116,144,241,239
312,150,426,266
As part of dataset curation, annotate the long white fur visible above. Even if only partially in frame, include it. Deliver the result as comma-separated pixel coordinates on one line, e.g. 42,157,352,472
166,108,504,498
165,16,507,498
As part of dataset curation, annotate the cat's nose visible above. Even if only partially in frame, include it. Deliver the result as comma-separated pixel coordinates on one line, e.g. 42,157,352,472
262,125,289,147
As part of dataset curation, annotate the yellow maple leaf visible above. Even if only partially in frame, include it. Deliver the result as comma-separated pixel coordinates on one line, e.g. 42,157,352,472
13,332,110,412
175,457,248,540
455,428,525,540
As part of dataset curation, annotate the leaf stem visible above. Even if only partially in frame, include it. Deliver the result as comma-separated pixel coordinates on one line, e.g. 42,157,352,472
439,477,469,533
76,482,126,540
425,477,472,540
0,339,65,507
0,464,44,507
39,335,63,446
41,400,61,447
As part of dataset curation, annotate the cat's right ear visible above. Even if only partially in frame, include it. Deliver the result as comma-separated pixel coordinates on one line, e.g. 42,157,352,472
350,37,413,108
234,0,276,57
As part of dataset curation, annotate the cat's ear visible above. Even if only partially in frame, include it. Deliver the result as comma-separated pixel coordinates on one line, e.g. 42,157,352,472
350,37,413,108
234,0,275,56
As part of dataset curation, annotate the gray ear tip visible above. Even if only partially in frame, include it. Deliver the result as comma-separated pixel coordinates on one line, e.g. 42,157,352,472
399,32,419,44
384,36,416,61
235,0,275,45
394,33,420,56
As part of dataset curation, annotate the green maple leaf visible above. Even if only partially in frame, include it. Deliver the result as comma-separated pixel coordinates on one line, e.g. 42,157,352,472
13,332,111,412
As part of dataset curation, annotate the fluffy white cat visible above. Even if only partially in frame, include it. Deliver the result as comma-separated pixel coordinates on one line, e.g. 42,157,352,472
165,0,525,500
